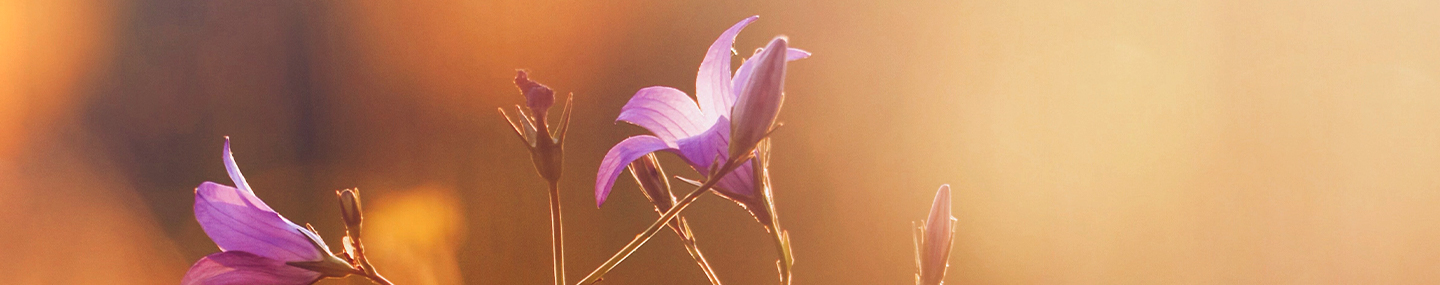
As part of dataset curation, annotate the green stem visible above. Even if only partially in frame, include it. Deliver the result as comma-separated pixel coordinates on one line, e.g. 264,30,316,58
549,180,567,285
576,160,742,285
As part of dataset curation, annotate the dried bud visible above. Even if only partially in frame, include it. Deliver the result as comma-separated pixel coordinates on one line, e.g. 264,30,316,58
628,153,675,213
337,189,363,231
515,70,556,118
729,37,790,160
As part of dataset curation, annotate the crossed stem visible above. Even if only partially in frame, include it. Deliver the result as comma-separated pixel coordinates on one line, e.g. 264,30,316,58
576,159,743,284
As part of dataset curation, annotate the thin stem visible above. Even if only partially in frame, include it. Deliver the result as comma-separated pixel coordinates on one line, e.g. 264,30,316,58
576,160,742,285
771,228,790,285
362,272,394,285
351,236,393,285
673,219,722,285
549,180,567,285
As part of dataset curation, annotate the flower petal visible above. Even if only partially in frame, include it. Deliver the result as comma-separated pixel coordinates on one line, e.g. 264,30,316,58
696,15,758,122
181,251,322,285
675,117,732,173
222,137,256,198
194,182,323,262
617,86,707,141
596,135,676,207
672,117,759,201
712,160,756,201
731,47,810,103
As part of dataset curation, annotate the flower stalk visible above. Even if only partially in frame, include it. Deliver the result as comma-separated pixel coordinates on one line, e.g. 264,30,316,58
753,140,794,285
499,70,573,285
330,188,393,285
577,158,745,285
629,154,723,284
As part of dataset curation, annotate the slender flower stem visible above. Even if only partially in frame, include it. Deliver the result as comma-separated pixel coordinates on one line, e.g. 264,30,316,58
548,180,567,285
577,160,743,285
770,228,790,285
351,237,393,285
672,219,722,285
362,272,394,285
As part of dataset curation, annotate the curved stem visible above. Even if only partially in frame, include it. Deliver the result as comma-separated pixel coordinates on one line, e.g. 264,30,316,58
549,180,567,285
576,160,742,285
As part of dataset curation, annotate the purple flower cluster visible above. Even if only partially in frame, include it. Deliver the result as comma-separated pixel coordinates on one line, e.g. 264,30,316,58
180,15,958,285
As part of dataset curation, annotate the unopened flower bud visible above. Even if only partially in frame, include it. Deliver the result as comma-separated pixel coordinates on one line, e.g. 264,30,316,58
515,70,556,118
337,189,363,230
729,37,790,160
917,185,955,285
628,153,674,213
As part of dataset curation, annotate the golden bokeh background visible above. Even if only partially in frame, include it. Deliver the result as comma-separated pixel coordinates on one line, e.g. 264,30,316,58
1,0,1437,284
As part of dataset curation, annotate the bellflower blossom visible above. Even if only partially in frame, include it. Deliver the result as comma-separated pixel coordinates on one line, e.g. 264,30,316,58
182,138,353,285
595,15,809,223
915,185,956,285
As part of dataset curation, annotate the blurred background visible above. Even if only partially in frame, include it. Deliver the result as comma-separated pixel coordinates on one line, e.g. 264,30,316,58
2,0,1438,284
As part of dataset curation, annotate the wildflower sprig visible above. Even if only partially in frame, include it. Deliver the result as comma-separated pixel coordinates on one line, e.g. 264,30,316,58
498,70,575,285
582,15,807,285
183,138,392,285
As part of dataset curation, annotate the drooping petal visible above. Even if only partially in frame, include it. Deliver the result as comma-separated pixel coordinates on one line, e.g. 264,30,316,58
222,137,255,197
729,37,790,160
195,182,323,262
730,47,810,107
181,251,322,285
596,135,676,207
919,184,955,285
617,86,708,141
695,15,758,122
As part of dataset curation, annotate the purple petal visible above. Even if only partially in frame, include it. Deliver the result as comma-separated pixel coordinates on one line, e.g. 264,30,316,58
731,47,810,101
675,117,732,173
194,182,323,262
672,117,758,201
596,136,676,207
617,86,708,141
785,48,812,61
181,251,322,285
222,138,256,198
695,15,758,123
712,160,756,200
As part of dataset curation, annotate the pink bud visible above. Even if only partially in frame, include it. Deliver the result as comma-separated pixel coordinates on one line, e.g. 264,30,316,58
729,37,789,160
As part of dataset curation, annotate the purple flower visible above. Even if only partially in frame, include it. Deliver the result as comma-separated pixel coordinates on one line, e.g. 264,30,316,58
915,185,955,285
183,138,351,285
595,15,810,223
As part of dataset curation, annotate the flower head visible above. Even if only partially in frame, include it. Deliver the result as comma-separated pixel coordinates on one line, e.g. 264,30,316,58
337,188,363,234
595,15,810,224
915,185,956,285
183,138,353,285
501,70,573,183
629,153,675,213
516,70,557,121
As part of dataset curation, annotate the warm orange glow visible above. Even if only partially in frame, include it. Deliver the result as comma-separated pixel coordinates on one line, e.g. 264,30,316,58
4,0,1439,284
